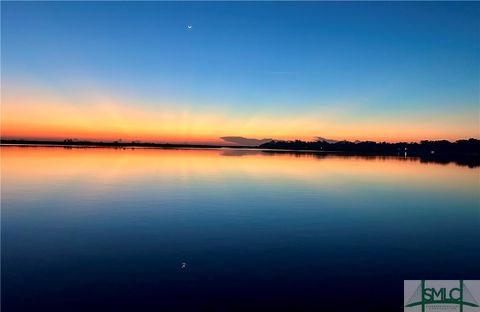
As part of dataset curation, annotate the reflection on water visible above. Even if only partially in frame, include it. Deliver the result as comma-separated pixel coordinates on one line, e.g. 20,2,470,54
2,146,479,311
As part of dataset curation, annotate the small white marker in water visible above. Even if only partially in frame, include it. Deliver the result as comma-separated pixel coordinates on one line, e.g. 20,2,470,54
187,25,192,30
181,262,187,269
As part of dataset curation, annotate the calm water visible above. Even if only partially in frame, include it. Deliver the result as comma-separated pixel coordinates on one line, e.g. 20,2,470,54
2,146,479,311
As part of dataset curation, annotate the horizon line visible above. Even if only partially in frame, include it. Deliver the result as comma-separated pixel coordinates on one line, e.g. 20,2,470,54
2,137,479,146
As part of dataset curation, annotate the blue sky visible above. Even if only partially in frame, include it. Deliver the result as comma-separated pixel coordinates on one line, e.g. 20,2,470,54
2,2,479,142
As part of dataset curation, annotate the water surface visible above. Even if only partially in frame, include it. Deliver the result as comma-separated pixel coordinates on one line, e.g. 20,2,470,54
2,147,479,311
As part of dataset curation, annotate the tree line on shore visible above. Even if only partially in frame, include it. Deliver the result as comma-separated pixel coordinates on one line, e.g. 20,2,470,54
259,138,480,156
2,138,479,156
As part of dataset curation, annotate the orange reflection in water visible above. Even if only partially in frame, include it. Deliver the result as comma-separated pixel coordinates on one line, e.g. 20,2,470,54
2,146,478,197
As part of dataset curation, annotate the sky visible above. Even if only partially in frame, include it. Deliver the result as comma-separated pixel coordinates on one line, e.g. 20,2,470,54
1,1,479,144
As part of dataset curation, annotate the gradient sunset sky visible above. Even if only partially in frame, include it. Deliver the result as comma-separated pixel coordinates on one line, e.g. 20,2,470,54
1,2,479,144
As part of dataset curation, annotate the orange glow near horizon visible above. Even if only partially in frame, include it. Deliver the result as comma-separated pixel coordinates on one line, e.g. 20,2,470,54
2,88,478,144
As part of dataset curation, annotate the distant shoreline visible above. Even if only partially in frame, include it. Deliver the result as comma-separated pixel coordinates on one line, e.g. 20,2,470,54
0,139,251,150
1,138,479,154
2,138,479,154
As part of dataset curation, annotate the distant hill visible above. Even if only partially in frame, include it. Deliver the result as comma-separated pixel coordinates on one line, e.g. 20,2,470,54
220,136,273,146
315,136,339,144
